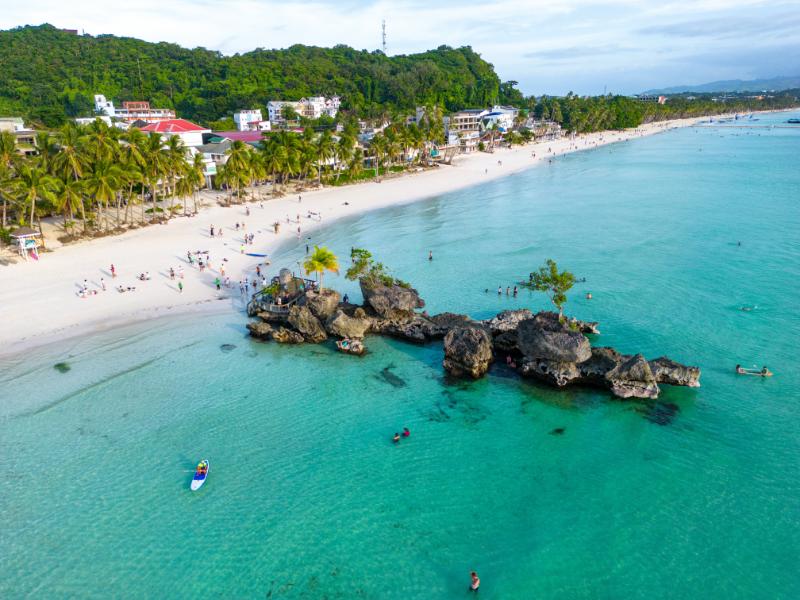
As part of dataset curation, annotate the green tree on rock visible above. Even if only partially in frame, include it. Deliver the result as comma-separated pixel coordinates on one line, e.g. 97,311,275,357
523,259,575,318
304,246,339,290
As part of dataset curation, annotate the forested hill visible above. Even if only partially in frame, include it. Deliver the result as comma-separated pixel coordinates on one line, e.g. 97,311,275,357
0,24,519,127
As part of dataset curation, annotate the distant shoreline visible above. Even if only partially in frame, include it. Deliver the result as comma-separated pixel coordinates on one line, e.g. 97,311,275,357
0,112,784,357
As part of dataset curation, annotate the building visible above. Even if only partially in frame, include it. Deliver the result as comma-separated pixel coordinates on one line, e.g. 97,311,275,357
139,119,211,147
635,95,667,105
210,131,265,145
447,109,488,133
94,94,176,123
233,109,271,132
268,96,341,124
267,101,303,124
75,115,114,127
0,117,37,155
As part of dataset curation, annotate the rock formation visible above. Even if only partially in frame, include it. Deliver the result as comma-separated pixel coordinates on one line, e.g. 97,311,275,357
360,281,424,319
288,305,328,343
443,326,494,379
246,276,700,400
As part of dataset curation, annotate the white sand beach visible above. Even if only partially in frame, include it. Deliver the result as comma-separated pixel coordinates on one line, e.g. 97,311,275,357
0,117,705,355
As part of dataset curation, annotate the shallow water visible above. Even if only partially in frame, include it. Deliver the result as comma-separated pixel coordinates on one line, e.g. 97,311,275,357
2,112,799,598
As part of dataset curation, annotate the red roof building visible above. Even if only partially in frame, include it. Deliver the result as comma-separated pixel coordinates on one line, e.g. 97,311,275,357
139,119,210,147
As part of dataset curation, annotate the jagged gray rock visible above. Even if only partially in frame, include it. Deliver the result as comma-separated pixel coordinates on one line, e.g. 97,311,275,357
484,309,534,335
648,357,701,387
326,309,371,339
303,289,341,321
246,321,274,340
288,305,327,343
517,313,592,363
519,358,582,387
443,326,494,379
605,354,659,399
359,280,425,319
270,326,305,344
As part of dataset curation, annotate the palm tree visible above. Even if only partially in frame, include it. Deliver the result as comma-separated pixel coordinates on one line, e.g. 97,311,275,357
224,140,253,203
0,130,17,228
53,177,85,235
85,159,123,230
370,134,388,179
335,133,354,183
52,123,87,182
142,133,167,222
186,153,206,214
303,245,339,290
11,162,59,228
315,130,335,185
164,135,188,214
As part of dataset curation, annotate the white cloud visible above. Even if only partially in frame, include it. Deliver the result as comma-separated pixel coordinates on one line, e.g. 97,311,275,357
2,0,798,94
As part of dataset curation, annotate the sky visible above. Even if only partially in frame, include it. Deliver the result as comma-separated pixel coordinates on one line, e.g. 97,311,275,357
2,0,799,95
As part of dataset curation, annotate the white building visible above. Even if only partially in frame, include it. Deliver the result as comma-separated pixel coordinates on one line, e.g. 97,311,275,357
93,93,175,123
94,94,116,116
268,96,341,124
234,109,270,132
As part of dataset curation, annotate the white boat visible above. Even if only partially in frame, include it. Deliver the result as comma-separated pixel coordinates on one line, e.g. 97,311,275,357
191,460,209,491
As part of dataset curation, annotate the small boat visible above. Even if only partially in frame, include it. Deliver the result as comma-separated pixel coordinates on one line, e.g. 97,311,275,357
245,253,268,257
336,338,366,356
787,118,800,124
191,460,209,491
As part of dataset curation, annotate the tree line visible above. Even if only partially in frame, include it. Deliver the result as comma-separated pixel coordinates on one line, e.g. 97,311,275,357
0,112,454,240
0,25,512,127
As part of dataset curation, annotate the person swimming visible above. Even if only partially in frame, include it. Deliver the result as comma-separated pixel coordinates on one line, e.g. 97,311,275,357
392,433,401,443
402,427,410,438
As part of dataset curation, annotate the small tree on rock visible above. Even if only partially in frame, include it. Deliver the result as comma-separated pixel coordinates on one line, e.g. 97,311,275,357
522,259,575,319
304,245,339,290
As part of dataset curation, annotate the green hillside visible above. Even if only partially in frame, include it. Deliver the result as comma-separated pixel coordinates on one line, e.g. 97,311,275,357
0,24,518,127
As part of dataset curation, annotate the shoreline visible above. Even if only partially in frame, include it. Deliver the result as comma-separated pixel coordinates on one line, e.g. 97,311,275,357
0,115,719,356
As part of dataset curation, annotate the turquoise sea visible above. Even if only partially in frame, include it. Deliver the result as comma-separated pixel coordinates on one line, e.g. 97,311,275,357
2,112,799,599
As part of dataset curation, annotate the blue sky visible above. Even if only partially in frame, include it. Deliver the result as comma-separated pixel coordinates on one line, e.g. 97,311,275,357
4,0,799,95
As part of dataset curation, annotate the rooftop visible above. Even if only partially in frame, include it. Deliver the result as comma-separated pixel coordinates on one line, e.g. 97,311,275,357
139,119,209,133
212,131,265,142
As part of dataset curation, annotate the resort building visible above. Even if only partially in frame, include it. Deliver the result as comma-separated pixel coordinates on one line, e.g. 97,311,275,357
482,105,520,132
139,119,210,147
268,96,341,124
234,109,271,132
447,109,489,133
93,94,176,123
0,117,37,156
635,94,667,105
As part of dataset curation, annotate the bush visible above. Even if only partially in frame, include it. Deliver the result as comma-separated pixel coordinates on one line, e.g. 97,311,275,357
0,227,11,245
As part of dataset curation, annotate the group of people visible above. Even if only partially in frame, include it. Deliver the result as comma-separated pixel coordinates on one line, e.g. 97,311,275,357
392,428,411,443
491,285,519,297
735,364,773,377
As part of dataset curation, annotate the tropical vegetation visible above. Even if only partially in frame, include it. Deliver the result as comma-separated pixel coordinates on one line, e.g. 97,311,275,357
303,246,339,289
522,259,575,318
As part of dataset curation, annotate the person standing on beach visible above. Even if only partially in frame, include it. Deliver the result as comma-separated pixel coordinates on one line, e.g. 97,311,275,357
178,281,183,294
110,264,116,278
210,225,215,237
100,278,106,291
214,277,221,291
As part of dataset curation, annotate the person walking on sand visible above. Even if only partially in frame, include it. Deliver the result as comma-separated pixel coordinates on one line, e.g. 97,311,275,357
178,281,183,294
110,264,116,278
210,225,215,237
469,572,480,592
100,278,106,291
214,277,221,291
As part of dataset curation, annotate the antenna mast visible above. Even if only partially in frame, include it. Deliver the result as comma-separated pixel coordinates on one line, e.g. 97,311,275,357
381,19,387,53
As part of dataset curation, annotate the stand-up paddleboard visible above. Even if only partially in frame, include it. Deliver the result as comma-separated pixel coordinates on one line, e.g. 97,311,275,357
245,253,268,257
191,460,209,491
